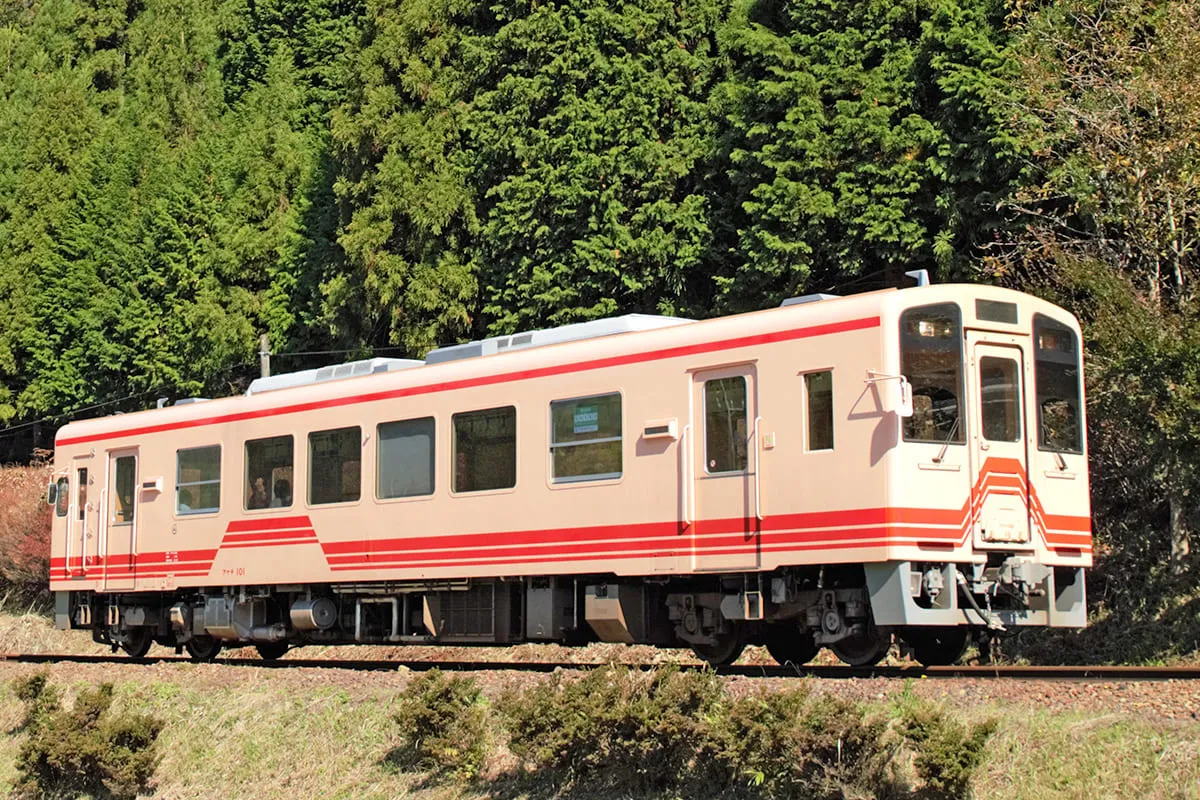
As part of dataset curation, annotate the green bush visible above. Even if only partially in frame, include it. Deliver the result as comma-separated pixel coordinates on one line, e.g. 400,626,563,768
899,702,996,800
499,665,726,794
709,686,895,799
392,669,489,779
11,674,162,800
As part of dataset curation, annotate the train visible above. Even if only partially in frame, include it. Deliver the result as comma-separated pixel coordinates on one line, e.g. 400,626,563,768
46,282,1091,667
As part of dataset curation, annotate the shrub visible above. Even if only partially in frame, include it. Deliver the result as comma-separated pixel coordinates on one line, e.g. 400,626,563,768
0,463,53,607
709,686,895,799
11,673,162,800
898,700,996,800
500,665,726,794
391,669,489,779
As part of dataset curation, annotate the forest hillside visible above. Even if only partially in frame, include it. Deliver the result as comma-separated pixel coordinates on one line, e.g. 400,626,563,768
2,0,1199,659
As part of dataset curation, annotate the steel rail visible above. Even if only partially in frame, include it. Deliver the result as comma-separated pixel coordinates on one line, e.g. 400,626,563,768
1,653,1199,680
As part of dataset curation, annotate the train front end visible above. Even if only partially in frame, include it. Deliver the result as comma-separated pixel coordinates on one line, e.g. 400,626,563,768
867,286,1090,662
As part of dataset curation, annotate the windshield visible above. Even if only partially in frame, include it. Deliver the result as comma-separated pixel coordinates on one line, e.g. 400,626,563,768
901,303,964,444
1034,314,1083,453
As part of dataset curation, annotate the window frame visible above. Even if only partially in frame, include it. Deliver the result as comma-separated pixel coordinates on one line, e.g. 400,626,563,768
175,444,222,516
376,416,437,501
803,369,835,452
307,426,363,506
244,434,295,512
451,405,518,495
548,392,624,485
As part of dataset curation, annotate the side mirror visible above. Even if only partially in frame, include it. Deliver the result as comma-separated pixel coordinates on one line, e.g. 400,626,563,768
46,482,58,506
896,377,914,418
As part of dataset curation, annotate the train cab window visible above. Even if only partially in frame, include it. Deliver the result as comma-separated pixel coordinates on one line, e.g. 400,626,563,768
54,477,69,517
550,393,622,482
453,406,517,493
309,427,362,505
979,358,1021,442
1034,315,1083,453
804,371,834,451
176,445,221,515
245,435,294,510
378,417,435,499
705,377,748,473
77,468,87,521
111,456,135,525
901,304,965,444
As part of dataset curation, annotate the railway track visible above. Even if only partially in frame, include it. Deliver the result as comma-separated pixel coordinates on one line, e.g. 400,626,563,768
2,652,1198,680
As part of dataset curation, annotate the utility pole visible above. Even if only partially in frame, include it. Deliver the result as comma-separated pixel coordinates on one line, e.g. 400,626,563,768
259,334,271,379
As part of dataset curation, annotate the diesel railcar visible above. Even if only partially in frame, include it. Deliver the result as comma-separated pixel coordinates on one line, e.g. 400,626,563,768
46,283,1091,666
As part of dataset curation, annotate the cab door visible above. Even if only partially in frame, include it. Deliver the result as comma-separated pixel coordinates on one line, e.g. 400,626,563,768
101,450,138,590
690,365,760,571
967,334,1032,548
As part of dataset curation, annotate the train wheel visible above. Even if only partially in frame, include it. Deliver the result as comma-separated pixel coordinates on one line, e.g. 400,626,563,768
830,627,890,667
691,631,745,667
764,624,819,667
119,627,153,658
184,635,222,662
903,626,969,667
255,642,289,661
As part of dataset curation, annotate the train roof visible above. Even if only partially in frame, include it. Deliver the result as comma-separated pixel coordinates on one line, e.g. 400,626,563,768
53,283,1077,449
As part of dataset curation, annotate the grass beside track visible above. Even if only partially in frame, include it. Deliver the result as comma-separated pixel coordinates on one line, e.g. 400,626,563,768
0,667,1192,799
0,613,1197,798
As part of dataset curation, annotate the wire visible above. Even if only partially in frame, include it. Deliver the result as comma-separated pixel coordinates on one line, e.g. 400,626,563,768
0,343,418,442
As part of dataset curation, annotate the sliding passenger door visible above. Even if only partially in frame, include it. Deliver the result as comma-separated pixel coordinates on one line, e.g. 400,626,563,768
101,449,138,590
690,365,760,571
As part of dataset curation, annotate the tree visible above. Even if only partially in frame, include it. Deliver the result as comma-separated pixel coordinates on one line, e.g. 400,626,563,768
711,0,1026,309
992,0,1200,575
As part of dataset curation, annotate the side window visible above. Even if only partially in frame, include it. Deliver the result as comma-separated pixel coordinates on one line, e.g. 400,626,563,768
979,357,1021,442
176,445,221,515
550,393,622,483
453,406,517,493
111,456,135,524
54,477,69,517
705,377,748,473
901,304,965,444
77,468,87,521
804,371,834,451
309,427,362,505
378,417,435,499
1034,315,1084,453
246,436,294,510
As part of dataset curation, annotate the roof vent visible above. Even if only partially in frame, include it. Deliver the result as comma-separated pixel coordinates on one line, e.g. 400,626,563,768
174,397,211,406
246,357,424,396
780,293,839,307
425,313,693,365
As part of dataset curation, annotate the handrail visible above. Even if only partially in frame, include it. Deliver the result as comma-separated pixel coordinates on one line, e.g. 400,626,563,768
64,492,73,578
98,488,108,592
681,424,692,527
752,416,764,521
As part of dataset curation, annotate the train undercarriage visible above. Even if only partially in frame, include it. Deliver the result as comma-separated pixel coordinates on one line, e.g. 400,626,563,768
56,557,1084,668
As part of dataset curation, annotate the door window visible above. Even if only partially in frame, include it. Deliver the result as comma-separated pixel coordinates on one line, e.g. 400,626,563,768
111,456,135,525
704,377,748,473
979,357,1021,442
